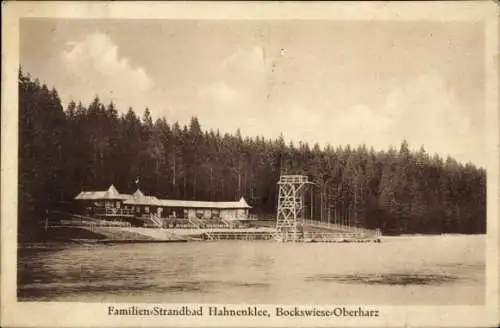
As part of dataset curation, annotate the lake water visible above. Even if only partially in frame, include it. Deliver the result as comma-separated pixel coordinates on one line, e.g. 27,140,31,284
18,235,485,304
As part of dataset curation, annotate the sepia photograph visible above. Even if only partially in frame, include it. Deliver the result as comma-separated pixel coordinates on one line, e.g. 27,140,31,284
2,1,499,327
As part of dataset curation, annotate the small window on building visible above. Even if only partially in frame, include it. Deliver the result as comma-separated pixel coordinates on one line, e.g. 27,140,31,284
145,206,150,214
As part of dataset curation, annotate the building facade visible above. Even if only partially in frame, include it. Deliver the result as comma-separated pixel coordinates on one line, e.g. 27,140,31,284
74,185,252,221
158,198,251,221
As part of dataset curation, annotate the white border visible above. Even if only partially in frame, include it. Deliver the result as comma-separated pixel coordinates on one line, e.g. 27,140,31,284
2,1,499,327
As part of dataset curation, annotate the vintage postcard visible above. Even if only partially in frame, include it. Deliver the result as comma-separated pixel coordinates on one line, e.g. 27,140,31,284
1,1,499,327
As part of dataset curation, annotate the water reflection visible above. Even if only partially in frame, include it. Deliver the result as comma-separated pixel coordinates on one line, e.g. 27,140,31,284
18,236,485,304
305,272,459,285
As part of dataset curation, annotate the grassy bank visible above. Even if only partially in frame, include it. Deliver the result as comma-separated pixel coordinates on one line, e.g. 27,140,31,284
19,226,107,244
19,226,159,244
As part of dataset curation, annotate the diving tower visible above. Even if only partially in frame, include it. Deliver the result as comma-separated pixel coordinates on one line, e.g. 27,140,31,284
275,175,315,242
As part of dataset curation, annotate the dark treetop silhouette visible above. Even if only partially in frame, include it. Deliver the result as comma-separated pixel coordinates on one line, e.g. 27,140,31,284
18,68,486,241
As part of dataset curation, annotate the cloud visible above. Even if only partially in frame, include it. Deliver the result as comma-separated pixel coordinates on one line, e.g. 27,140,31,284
198,82,243,106
197,47,484,166
209,46,271,98
328,72,483,165
223,46,268,81
61,32,154,111
194,46,269,131
328,104,392,148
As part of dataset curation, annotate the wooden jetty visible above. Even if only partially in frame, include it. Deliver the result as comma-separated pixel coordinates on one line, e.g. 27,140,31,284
198,230,380,243
202,231,274,241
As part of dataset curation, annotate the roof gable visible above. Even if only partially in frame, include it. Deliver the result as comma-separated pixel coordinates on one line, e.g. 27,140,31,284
105,184,121,198
123,189,160,206
74,185,128,200
238,197,250,208
132,189,145,199
74,186,252,209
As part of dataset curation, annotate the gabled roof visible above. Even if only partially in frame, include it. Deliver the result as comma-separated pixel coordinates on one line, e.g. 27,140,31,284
238,197,250,208
123,189,161,206
74,185,128,200
157,197,251,209
74,184,252,209
106,184,122,199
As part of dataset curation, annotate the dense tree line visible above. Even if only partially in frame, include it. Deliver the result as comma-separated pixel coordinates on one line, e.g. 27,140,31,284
18,69,486,238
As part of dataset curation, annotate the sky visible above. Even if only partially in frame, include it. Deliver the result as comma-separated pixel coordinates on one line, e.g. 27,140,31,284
20,19,486,167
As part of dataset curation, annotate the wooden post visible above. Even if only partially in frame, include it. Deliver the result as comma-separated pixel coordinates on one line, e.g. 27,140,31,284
310,188,313,222
320,191,323,223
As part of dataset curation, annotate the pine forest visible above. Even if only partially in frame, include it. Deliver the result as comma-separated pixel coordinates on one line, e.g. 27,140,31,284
18,69,487,239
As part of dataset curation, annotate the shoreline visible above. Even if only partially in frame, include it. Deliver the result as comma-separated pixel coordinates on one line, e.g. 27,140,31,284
17,223,485,247
17,233,485,248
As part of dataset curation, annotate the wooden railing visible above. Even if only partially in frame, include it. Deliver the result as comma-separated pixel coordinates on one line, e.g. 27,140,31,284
188,217,204,228
149,213,163,228
203,231,273,241
304,220,380,237
220,217,233,228
93,207,135,216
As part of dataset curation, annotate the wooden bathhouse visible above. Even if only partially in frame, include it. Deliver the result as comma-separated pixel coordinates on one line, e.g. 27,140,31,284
74,185,131,217
122,189,162,216
73,184,252,222
158,197,251,221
